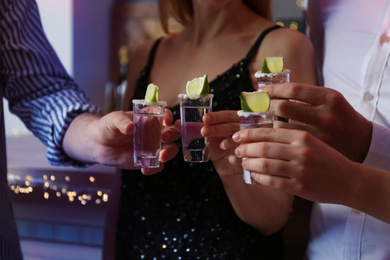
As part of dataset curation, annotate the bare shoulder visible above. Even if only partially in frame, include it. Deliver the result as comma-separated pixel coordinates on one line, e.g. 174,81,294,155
263,27,314,56
261,27,318,84
128,38,159,71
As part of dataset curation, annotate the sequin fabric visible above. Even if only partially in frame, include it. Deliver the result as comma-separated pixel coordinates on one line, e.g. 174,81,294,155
116,26,284,260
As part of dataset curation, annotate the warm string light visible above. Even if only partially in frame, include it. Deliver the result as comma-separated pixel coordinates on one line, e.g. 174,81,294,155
275,0,306,32
275,21,300,31
296,0,305,8
8,172,110,205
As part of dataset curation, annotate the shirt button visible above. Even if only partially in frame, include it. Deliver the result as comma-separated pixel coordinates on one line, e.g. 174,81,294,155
351,208,361,214
364,92,374,101
380,34,390,43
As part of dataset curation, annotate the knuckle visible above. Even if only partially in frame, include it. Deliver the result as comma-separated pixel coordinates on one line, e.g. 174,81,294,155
287,83,302,97
256,158,270,172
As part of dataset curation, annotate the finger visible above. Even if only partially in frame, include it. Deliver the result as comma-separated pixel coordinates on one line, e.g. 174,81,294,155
109,111,134,135
174,119,181,132
163,109,174,126
201,122,240,138
236,142,293,162
203,110,239,125
259,83,327,105
242,157,292,180
141,164,165,175
233,127,299,144
227,154,243,168
250,172,292,191
219,137,239,151
160,142,179,162
161,126,181,143
270,98,321,127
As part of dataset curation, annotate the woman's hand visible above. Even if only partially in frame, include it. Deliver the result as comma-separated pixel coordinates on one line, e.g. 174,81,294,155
261,83,372,163
201,110,243,178
233,127,356,204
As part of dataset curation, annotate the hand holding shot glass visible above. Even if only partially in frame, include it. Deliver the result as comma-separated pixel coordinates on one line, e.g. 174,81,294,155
179,74,213,163
255,56,290,122
133,84,167,168
238,91,273,184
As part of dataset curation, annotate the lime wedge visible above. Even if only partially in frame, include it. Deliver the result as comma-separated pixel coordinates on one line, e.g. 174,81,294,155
240,91,270,112
261,57,284,73
239,94,252,112
144,83,159,102
186,74,210,95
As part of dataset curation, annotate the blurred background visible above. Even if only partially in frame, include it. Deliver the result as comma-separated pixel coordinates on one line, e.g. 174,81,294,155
5,0,308,259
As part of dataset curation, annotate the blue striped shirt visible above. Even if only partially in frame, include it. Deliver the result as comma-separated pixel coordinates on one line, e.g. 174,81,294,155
1,0,100,258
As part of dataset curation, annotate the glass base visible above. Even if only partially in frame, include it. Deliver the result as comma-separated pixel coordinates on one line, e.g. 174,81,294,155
134,155,160,168
243,170,257,185
183,148,209,163
243,158,257,185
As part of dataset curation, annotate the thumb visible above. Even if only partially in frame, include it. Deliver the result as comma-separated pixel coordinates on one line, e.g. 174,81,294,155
105,111,134,135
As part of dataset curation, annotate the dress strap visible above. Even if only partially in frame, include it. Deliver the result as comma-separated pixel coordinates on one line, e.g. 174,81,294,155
244,25,282,62
143,37,163,78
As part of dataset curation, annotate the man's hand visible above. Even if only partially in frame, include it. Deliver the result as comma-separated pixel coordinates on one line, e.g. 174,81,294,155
63,110,180,175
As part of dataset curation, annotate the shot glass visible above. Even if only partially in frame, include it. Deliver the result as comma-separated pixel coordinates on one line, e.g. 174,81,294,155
132,99,167,168
237,110,274,184
178,94,214,163
254,69,291,87
255,69,290,122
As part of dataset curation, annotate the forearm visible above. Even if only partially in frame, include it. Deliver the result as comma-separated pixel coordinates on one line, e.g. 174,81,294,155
347,162,390,224
2,0,101,167
62,112,102,164
220,174,293,235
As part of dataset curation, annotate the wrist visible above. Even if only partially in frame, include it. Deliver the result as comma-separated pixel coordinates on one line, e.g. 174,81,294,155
63,112,102,164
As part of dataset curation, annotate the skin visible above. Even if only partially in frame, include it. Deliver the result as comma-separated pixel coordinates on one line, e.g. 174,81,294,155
225,83,390,224
122,0,318,235
62,110,180,175
262,83,372,163
64,111,182,260
200,110,293,234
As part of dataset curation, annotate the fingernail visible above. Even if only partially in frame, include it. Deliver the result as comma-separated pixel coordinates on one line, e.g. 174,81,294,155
201,126,210,137
202,113,211,123
232,133,239,142
161,152,169,162
235,146,241,157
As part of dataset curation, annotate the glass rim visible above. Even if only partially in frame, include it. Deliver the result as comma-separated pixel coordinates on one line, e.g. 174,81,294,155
132,99,167,107
254,69,291,78
178,94,214,99
237,110,274,117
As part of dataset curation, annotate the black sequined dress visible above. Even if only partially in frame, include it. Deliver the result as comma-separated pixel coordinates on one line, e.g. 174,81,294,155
116,25,283,260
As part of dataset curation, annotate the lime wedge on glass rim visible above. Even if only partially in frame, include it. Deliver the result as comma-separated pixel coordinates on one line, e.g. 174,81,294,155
239,94,252,112
240,91,271,112
261,57,284,73
144,83,159,102
186,74,210,95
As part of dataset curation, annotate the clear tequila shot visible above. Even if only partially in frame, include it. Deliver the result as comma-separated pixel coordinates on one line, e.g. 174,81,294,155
255,69,291,87
132,100,167,168
255,69,290,122
179,94,213,162
238,110,274,184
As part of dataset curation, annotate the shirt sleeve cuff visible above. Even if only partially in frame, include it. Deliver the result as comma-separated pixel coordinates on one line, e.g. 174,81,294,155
46,104,101,168
363,122,390,171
